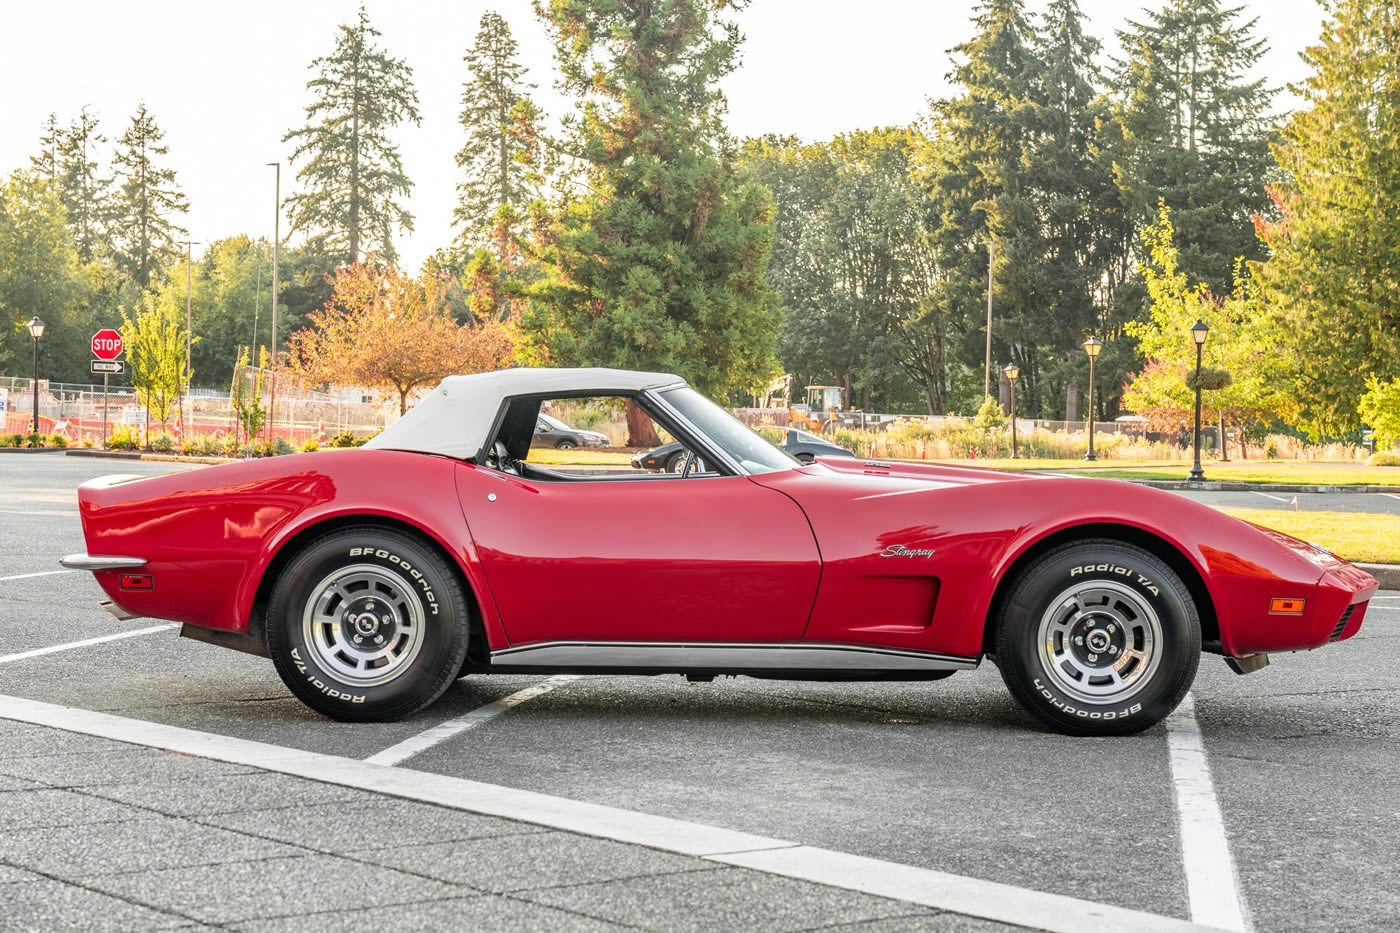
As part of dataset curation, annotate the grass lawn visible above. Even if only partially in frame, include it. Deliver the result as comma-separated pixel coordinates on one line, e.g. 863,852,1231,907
934,459,1400,486
528,447,634,466
1217,508,1400,564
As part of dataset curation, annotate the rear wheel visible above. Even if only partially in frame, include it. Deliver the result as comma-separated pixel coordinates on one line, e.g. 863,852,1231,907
995,539,1199,736
266,526,471,722
555,439,577,449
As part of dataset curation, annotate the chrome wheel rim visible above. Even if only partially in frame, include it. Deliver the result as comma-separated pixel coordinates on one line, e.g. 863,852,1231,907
1036,580,1162,705
301,563,426,687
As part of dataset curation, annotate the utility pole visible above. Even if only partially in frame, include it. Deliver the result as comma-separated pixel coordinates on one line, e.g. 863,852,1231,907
266,162,280,356
984,238,994,398
182,239,200,443
184,239,200,377
266,162,281,446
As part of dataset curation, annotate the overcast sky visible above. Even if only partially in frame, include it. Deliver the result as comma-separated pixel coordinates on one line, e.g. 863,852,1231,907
4,0,1327,269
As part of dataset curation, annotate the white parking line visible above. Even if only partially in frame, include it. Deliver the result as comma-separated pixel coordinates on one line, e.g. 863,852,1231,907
1167,693,1252,931
0,570,75,583
0,624,177,665
1250,492,1288,503
365,675,580,766
1381,494,1400,502
0,694,1220,933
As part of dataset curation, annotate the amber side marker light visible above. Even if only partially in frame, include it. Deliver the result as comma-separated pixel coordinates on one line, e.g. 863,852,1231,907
1270,597,1306,615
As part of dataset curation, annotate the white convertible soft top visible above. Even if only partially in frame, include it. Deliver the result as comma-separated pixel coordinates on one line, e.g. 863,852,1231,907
363,367,685,459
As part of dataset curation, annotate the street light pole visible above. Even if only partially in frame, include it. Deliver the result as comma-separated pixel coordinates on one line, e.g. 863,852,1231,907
1004,363,1020,459
1189,319,1210,482
1083,337,1102,461
26,317,45,436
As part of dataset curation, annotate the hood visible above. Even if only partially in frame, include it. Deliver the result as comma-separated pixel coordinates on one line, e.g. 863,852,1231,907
800,456,1051,490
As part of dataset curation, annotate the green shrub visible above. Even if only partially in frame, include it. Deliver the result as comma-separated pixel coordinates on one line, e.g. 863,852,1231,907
220,436,242,457
106,427,139,451
273,437,294,456
327,430,356,448
351,430,380,447
24,433,44,448
0,433,21,448
149,434,175,452
182,435,218,457
300,437,321,453
972,395,1009,432
1367,451,1400,467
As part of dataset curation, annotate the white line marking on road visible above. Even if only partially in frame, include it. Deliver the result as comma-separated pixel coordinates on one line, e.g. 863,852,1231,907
0,694,1220,933
1167,693,1252,932
0,624,176,665
365,675,581,766
1380,494,1400,502
1250,491,1289,503
0,508,79,517
0,570,75,582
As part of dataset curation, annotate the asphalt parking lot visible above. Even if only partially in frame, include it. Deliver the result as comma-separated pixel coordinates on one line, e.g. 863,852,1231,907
1165,487,1400,514
2,453,1397,932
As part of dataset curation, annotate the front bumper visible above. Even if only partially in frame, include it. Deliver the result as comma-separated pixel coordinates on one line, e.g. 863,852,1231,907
60,553,147,572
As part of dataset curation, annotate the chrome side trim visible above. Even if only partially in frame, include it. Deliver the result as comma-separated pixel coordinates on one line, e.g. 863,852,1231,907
489,641,979,673
60,554,147,571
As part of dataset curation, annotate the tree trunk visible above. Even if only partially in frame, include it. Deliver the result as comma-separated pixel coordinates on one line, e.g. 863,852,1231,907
1238,423,1248,460
624,399,661,448
1218,413,1229,461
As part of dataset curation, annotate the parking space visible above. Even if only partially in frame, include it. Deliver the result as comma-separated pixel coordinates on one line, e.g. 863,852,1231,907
2,453,1397,932
1166,487,1400,514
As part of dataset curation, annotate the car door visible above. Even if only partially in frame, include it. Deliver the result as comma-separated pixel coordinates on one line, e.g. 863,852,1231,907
455,465,821,646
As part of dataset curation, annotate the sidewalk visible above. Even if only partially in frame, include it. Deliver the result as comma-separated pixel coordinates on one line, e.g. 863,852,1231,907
0,717,1023,932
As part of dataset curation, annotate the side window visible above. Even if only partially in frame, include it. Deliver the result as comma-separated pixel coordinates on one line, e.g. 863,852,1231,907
511,395,718,480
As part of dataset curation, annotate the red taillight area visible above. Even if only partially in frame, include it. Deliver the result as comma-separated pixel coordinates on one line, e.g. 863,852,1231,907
119,574,154,591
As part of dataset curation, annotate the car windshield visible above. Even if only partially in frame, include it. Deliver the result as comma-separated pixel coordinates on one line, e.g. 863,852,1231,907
660,387,799,474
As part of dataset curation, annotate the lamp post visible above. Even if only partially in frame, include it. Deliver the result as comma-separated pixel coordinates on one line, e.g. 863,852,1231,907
26,317,45,436
1189,319,1210,482
1082,337,1103,461
1004,363,1020,459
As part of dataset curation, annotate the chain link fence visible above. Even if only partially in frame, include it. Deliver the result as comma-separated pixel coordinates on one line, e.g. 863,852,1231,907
0,376,386,443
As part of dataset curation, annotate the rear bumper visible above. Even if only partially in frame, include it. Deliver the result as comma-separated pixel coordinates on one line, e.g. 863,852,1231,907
60,553,147,572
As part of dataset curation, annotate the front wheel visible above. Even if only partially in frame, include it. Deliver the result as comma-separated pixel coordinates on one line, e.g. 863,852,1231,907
266,526,471,722
995,539,1200,736
555,440,577,450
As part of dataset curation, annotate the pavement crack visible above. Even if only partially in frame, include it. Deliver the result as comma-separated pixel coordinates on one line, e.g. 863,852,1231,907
0,858,210,927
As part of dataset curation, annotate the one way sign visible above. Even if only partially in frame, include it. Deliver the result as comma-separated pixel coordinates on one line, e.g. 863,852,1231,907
91,360,126,375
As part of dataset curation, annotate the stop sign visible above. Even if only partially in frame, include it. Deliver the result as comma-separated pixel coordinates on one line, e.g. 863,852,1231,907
92,329,124,361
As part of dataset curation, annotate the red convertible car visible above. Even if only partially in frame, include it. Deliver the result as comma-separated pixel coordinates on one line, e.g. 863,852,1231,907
62,368,1377,735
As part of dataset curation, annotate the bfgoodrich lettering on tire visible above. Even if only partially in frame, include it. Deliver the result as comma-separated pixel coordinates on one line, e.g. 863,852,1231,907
266,526,471,722
995,539,1200,736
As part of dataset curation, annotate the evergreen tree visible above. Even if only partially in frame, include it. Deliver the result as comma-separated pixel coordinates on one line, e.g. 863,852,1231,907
455,12,544,252
1255,0,1400,437
56,106,112,263
526,0,780,429
283,6,421,262
920,0,1045,411
1030,0,1125,419
1108,0,1274,293
110,103,189,288
31,113,62,181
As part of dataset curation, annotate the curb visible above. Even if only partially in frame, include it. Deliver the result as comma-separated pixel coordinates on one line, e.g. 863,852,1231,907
64,449,237,466
1359,563,1400,590
0,447,67,454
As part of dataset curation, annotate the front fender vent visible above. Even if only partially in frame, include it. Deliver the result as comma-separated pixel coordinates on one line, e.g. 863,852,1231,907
1329,604,1356,642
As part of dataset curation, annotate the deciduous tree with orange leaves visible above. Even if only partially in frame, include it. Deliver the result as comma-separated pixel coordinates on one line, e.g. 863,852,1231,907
286,260,514,415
